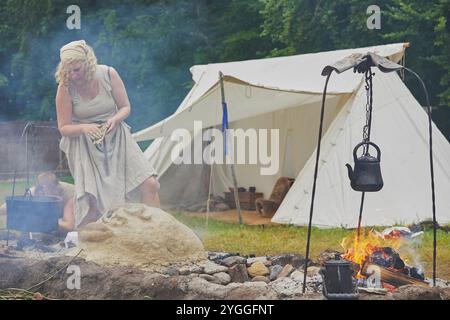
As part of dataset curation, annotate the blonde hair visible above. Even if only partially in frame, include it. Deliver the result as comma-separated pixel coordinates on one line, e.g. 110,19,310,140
55,41,97,86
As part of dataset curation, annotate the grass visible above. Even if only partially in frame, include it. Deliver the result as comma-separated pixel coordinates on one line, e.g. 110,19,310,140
0,180,28,229
1,180,449,280
0,180,28,199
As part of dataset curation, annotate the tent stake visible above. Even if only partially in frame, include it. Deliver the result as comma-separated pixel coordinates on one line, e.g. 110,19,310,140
219,72,243,225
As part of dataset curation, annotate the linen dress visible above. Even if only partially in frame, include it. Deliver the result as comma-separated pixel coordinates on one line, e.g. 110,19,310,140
60,64,157,227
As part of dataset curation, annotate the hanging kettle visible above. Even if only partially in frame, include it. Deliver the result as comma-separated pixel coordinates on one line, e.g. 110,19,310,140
345,141,383,192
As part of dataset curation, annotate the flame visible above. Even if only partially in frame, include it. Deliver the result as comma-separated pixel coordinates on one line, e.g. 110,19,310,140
341,228,405,277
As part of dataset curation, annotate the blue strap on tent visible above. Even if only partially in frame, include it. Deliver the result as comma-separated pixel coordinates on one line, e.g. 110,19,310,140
222,101,229,155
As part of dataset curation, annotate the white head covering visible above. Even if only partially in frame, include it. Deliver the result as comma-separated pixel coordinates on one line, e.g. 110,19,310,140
60,40,88,62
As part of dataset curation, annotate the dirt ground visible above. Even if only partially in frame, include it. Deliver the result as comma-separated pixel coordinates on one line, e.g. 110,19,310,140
189,209,275,225
1,254,449,300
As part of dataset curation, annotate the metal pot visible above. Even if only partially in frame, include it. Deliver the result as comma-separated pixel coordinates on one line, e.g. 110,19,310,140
6,194,63,233
321,255,359,300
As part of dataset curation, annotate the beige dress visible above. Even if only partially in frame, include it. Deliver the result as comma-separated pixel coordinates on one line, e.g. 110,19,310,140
60,64,157,228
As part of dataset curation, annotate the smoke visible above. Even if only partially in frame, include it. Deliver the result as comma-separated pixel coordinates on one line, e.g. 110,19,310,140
396,236,425,275
0,1,207,132
0,121,63,183
0,0,213,184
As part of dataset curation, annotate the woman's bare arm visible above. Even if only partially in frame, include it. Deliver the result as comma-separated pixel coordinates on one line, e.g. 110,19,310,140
109,67,131,122
55,84,99,137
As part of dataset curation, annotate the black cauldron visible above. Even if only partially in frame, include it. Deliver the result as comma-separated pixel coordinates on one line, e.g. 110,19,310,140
6,194,63,233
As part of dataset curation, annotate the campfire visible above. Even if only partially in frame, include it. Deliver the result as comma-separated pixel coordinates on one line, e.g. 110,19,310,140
340,228,428,292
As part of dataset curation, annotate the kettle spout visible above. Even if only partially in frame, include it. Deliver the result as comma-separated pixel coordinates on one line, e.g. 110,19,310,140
345,163,354,181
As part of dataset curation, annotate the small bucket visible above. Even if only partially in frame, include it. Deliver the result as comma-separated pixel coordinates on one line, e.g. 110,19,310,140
6,195,63,233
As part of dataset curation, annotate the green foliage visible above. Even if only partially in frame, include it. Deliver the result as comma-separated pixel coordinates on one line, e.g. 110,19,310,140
0,0,449,138
260,0,450,137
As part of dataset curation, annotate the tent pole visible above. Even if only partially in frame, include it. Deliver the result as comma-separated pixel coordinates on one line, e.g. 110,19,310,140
230,164,243,225
206,146,214,229
219,72,243,225
404,67,437,287
206,95,221,228
303,72,332,293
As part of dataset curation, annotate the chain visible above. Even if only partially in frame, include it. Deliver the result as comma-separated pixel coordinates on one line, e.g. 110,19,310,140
362,68,374,155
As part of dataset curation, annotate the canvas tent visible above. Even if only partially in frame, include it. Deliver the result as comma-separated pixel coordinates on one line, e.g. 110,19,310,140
133,43,450,228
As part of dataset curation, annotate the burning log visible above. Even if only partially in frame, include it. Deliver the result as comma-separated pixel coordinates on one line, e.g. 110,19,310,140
361,263,429,288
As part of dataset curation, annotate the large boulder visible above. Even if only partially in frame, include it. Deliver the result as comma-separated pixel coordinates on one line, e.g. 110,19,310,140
76,203,206,269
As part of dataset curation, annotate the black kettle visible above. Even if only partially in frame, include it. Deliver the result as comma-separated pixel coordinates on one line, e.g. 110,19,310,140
345,141,383,192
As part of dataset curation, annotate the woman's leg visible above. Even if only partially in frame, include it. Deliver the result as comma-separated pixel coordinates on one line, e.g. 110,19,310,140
78,194,102,228
139,176,160,208
58,197,75,232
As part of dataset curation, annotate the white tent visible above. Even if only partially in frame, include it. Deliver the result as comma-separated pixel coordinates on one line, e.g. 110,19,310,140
133,43,450,228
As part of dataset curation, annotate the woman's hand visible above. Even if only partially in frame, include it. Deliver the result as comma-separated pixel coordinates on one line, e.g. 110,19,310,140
106,117,118,134
82,123,103,140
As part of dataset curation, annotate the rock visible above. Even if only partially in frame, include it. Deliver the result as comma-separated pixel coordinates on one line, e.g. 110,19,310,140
251,276,270,284
227,282,278,300
221,256,247,267
306,266,321,277
270,254,305,268
178,265,203,275
317,249,342,266
200,260,229,275
290,270,305,282
164,267,180,276
269,277,304,298
247,256,270,267
439,287,450,300
212,272,231,285
428,277,450,288
290,270,323,286
393,285,442,300
277,264,294,278
76,204,206,268
187,277,231,299
247,262,270,277
359,292,395,300
199,274,216,282
228,264,249,283
308,274,323,285
208,252,239,263
269,265,283,281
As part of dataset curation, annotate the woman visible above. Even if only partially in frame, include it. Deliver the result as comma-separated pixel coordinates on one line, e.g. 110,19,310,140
55,40,160,231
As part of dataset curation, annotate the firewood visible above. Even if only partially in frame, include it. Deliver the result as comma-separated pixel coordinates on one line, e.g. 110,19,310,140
361,263,429,288
358,287,388,295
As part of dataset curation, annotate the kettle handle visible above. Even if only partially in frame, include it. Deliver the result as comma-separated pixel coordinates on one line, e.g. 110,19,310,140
353,141,381,161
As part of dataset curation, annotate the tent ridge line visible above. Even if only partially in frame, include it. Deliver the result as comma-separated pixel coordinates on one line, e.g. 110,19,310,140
217,74,349,96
